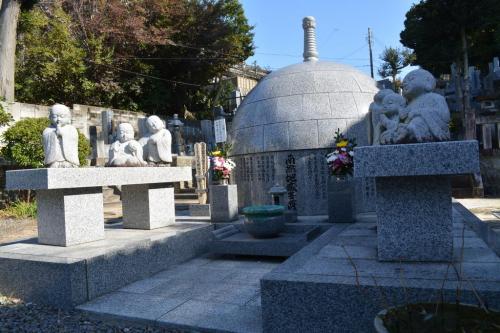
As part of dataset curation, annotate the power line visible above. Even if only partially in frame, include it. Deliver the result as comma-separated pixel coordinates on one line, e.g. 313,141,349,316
336,44,368,60
90,61,203,87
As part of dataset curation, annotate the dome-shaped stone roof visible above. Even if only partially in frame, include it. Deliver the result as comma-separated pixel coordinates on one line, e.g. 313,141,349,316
230,60,379,155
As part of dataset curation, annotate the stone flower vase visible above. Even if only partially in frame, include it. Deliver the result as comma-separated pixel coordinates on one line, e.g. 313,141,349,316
214,177,229,185
327,175,354,223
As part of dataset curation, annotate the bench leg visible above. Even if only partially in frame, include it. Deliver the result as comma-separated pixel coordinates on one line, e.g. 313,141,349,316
37,187,105,246
121,184,175,229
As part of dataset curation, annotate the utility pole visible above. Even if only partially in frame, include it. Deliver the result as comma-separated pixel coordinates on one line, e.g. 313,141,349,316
367,28,374,79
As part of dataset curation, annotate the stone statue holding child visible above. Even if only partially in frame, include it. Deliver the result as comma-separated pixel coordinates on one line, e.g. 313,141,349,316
377,68,450,145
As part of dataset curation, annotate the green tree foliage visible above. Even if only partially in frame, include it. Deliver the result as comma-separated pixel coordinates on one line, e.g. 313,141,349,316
400,0,500,76
0,100,13,127
15,6,94,105
378,47,415,91
15,0,255,116
1,117,90,168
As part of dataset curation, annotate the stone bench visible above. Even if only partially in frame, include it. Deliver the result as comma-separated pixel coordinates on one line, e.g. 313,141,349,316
6,167,192,246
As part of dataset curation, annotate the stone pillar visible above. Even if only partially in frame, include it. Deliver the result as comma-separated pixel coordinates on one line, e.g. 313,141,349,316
355,141,480,262
376,176,452,261
210,184,238,222
121,184,175,229
37,187,104,246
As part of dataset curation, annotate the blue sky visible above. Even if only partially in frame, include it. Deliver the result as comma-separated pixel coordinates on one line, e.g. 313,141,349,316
240,0,418,79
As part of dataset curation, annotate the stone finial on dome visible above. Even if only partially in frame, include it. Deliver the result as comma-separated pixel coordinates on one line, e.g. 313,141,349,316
303,16,319,62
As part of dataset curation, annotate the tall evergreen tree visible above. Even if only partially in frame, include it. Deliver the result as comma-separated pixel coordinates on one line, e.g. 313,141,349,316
400,0,500,139
377,47,414,91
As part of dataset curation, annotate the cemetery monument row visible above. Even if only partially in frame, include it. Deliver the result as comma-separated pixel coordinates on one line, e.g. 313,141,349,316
230,16,378,215
6,106,191,246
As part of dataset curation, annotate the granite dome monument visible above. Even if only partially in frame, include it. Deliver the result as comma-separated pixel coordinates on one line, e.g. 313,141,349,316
230,17,378,215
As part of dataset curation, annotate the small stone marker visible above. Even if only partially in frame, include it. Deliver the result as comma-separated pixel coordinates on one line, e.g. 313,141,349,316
214,118,227,143
194,142,208,204
190,142,210,216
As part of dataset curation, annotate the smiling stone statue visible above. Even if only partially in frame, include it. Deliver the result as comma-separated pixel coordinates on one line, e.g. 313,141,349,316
108,123,147,167
42,104,80,168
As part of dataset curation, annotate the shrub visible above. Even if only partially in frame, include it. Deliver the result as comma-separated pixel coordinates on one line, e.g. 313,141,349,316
1,117,90,168
1,200,37,219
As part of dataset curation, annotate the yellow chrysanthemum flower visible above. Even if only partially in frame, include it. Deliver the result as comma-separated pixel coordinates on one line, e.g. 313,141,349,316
212,150,222,157
336,140,348,148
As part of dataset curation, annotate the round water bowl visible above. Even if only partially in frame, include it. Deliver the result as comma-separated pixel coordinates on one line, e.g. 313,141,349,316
242,205,285,239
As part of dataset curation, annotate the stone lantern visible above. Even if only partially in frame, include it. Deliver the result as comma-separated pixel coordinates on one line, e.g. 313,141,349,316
170,114,184,156
269,184,297,223
269,184,287,206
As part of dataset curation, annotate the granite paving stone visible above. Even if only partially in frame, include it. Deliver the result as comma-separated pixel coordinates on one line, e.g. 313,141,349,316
118,277,170,294
318,244,377,260
157,301,262,333
78,254,279,333
77,291,188,321
193,285,260,306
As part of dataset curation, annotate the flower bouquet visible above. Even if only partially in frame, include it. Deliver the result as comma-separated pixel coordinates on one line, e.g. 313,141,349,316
326,129,356,223
325,129,356,178
209,144,236,184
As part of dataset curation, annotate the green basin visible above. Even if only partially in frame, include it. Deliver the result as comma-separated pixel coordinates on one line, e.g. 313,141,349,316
242,205,285,217
242,205,285,239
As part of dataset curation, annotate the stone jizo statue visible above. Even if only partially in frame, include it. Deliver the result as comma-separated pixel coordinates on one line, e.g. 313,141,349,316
108,123,147,167
369,89,393,145
142,115,172,166
379,93,406,145
396,69,450,143
379,69,450,144
43,104,79,168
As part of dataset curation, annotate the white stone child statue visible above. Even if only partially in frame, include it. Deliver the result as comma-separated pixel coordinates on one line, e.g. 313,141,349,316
42,104,80,168
108,123,147,167
379,93,406,145
369,89,393,145
142,115,172,166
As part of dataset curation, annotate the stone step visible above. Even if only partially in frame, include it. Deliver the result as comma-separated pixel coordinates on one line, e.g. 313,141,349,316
175,193,198,200
103,186,121,204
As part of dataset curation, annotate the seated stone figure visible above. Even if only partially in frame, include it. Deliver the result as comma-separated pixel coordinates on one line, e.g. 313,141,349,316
393,69,450,143
43,104,80,168
108,123,147,167
379,93,406,145
369,89,393,145
142,115,172,166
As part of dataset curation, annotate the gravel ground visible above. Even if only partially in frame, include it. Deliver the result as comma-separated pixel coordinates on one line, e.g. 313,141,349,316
0,295,184,333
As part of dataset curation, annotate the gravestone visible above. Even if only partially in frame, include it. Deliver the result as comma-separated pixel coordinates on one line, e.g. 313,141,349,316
190,142,210,216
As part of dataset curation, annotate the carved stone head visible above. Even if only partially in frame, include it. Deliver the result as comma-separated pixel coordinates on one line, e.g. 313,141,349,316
373,89,394,104
49,104,71,127
402,69,436,100
382,93,406,116
117,123,135,143
146,115,165,134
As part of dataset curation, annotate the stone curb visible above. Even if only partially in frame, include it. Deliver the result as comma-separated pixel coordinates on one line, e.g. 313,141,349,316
453,202,500,256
